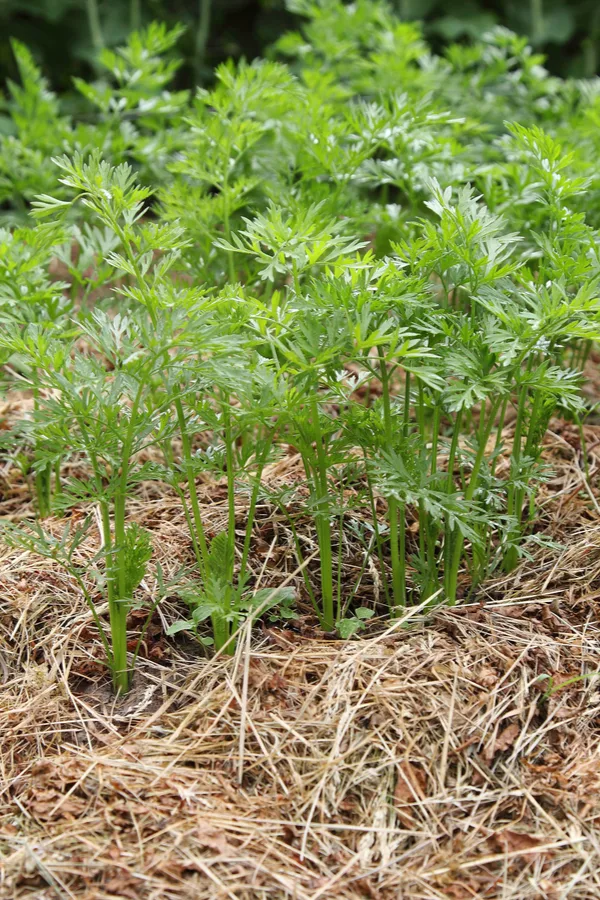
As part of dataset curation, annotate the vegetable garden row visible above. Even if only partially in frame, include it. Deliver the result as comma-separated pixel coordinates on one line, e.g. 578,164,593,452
2,1,600,695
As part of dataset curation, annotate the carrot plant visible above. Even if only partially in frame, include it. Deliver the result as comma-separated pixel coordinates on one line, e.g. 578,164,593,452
1,2,600,691
166,355,291,651
1,314,171,693
0,224,72,516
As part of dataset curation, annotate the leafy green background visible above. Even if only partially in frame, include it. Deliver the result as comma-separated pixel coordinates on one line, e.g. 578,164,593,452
1,0,600,90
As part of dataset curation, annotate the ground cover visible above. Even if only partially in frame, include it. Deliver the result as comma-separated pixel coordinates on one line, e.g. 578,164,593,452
1,417,600,898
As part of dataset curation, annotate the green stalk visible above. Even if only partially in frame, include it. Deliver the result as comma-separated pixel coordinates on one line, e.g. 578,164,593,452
195,0,212,84
445,409,463,496
212,612,230,652
174,483,206,572
239,429,275,586
221,147,236,284
577,339,593,371
110,382,145,694
212,402,237,653
425,404,442,594
311,395,334,631
281,506,321,617
576,414,590,483
403,370,411,438
504,379,530,572
378,351,405,610
223,402,237,583
72,414,125,691
515,387,545,527
71,568,114,665
32,383,51,518
86,0,104,53
174,397,230,648
292,259,302,298
490,396,508,480
399,370,411,599
474,394,509,583
34,465,52,519
445,399,502,604
362,449,391,608
109,217,159,329
174,395,209,570
416,380,426,565
336,478,344,623
430,405,441,478
530,0,544,46
100,491,127,693
443,408,462,599
53,458,61,504
130,0,141,31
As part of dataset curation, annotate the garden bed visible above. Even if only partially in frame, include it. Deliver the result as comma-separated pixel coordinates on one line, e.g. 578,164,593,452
3,6,600,897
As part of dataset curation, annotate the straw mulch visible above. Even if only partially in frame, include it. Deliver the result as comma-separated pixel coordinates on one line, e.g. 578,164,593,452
1,417,600,899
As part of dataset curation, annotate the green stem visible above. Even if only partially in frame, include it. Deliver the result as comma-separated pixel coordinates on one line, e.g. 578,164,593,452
403,370,411,438
530,0,544,46
336,479,344,622
473,394,509,584
490,395,508,480
72,569,114,665
425,404,442,594
32,383,51,518
430,405,440,477
174,483,205,573
378,351,405,610
280,505,320,616
239,429,274,586
130,0,141,31
86,0,104,53
69,408,125,691
110,382,145,694
34,464,52,519
504,379,530,572
195,0,212,83
174,395,209,571
416,380,427,565
292,258,302,298
110,217,158,328
446,399,501,604
515,387,545,528
53,458,61,504
212,613,230,652
443,408,462,599
101,497,129,694
221,151,236,284
311,395,334,631
362,450,391,608
223,402,237,583
576,414,590,483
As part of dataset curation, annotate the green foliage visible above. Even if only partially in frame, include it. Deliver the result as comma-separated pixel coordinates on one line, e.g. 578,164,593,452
2,3,600,693
2,0,600,113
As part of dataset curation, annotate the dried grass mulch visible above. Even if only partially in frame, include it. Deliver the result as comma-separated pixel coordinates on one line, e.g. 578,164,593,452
1,420,600,899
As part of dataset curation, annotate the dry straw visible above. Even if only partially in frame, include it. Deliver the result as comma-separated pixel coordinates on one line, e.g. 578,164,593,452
1,420,600,899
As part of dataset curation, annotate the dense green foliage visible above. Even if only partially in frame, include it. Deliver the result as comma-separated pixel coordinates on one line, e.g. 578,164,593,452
2,0,600,94
2,0,600,692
